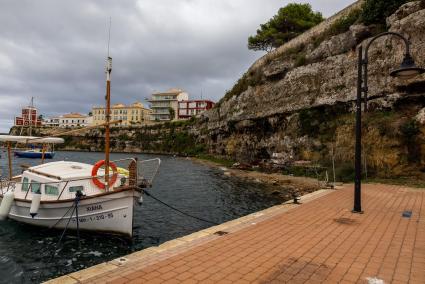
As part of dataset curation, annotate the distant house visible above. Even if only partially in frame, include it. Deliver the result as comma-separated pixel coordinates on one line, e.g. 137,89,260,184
60,113,92,128
147,88,188,121
43,117,60,127
15,105,42,127
92,102,151,127
178,100,215,119
42,113,91,128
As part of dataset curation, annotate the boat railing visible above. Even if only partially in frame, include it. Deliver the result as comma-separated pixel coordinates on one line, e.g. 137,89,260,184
137,158,161,187
109,157,161,187
1,179,16,195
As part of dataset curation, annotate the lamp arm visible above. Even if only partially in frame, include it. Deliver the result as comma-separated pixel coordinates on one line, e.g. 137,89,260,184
361,32,410,111
364,32,410,62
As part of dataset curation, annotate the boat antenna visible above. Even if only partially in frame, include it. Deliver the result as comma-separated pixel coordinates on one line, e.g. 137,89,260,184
107,16,111,57
104,18,112,191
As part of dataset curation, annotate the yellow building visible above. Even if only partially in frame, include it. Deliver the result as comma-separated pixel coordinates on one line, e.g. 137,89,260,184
92,102,151,127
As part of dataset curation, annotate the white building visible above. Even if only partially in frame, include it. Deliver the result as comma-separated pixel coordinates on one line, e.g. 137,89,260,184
43,117,60,127
44,113,92,128
147,88,189,121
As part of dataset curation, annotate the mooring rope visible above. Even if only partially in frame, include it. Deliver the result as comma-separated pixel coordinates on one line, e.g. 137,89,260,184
142,189,219,226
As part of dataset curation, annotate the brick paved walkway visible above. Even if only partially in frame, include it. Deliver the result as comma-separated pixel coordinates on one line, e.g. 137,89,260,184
49,184,425,284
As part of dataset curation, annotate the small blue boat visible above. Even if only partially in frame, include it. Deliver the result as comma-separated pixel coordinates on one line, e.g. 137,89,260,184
14,150,55,159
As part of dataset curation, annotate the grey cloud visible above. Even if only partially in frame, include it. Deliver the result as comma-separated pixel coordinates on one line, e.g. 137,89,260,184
0,0,355,132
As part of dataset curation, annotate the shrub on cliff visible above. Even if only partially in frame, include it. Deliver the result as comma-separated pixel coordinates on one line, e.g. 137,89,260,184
361,0,409,26
327,8,362,36
248,3,324,52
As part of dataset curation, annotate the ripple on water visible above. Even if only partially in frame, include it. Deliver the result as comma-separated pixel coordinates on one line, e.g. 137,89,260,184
0,256,24,284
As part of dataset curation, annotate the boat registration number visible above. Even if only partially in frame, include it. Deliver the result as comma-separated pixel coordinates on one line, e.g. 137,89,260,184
71,212,114,223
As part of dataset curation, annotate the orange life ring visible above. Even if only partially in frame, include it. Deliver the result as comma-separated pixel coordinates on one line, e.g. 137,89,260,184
91,160,118,189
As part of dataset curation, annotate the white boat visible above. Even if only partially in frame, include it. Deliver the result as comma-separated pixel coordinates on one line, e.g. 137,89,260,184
0,158,160,237
0,56,161,237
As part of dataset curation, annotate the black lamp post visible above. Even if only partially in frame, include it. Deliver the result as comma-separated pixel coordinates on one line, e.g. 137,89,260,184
353,32,425,213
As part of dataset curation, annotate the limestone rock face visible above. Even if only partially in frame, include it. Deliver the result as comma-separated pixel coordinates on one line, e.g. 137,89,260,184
198,3,425,176
308,25,370,62
416,108,425,124
387,1,423,28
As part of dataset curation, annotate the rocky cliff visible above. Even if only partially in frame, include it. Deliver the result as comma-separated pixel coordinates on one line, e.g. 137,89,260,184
195,1,425,180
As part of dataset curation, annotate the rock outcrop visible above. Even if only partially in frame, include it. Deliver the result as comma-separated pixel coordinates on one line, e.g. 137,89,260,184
196,1,425,179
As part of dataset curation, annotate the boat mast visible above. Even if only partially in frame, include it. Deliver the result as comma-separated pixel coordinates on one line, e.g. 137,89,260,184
104,18,112,190
105,57,112,190
29,97,33,136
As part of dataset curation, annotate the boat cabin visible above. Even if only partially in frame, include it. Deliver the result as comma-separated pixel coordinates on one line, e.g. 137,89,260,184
12,161,126,201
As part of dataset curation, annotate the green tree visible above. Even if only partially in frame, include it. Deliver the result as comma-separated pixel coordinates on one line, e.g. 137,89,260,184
361,0,408,26
168,107,176,121
248,3,324,52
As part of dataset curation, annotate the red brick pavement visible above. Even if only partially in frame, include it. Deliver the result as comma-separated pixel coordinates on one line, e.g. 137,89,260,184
80,184,425,283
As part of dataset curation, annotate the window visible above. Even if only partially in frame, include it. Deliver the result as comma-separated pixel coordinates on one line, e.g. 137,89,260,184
31,180,41,194
69,185,84,193
45,184,59,195
22,177,29,192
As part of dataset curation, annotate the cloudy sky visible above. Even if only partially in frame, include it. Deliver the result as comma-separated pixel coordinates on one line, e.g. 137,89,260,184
0,0,355,132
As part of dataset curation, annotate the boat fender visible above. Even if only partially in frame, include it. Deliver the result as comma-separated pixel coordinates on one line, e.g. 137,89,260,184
91,160,118,190
30,193,42,218
138,195,143,205
0,191,15,220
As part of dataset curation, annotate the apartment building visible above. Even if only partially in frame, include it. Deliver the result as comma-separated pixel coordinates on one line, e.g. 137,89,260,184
147,88,188,121
177,100,215,119
92,102,151,127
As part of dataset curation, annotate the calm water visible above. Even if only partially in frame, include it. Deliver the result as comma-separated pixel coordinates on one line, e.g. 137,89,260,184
0,151,286,283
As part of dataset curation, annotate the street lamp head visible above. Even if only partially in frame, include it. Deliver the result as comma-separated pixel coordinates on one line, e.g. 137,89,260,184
390,53,425,79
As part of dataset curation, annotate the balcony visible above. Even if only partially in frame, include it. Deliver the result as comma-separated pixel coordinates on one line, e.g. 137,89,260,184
147,97,177,102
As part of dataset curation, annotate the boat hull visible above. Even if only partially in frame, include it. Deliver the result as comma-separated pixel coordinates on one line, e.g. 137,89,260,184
14,151,55,159
1,190,139,237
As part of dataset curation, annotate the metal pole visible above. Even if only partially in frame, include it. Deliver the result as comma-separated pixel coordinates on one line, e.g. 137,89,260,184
353,46,363,213
75,194,81,249
41,144,46,164
331,143,336,188
7,142,12,180
363,52,368,111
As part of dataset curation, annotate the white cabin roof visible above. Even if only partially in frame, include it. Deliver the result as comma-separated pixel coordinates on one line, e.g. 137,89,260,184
28,161,96,180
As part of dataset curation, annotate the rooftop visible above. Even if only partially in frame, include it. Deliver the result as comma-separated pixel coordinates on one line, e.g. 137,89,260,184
152,88,185,95
93,102,148,109
62,113,88,118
